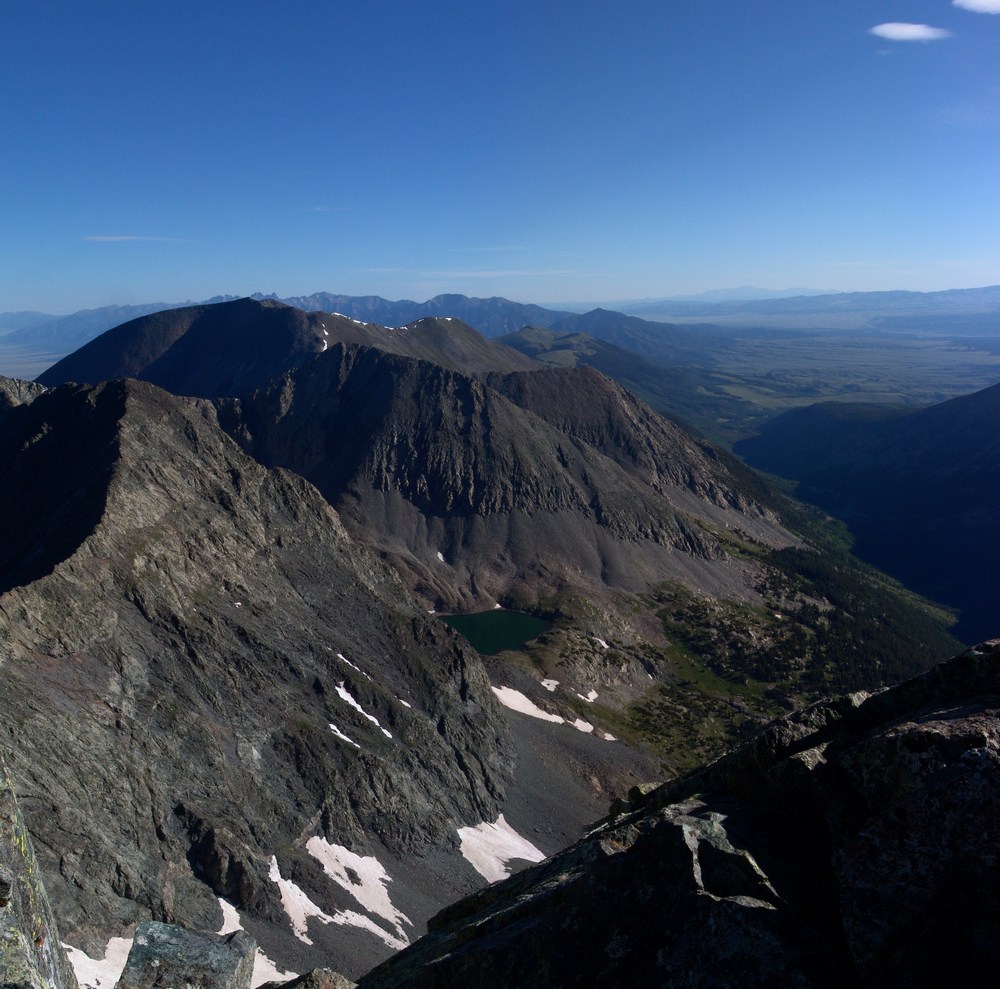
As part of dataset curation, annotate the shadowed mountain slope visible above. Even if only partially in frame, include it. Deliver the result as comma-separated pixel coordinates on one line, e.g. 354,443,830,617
215,343,792,611
36,300,534,396
0,378,524,980
736,382,1000,642
36,299,327,396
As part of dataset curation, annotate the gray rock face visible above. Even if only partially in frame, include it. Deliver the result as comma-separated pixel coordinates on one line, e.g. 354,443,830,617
0,377,45,413
117,923,254,989
359,642,1000,988
0,379,513,977
215,343,791,611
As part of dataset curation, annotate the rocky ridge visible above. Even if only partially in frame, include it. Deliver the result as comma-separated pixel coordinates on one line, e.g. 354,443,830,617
0,377,518,980
1,758,78,989
36,300,534,398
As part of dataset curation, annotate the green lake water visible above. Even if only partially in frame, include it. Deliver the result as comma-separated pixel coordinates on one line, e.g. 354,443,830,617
440,609,550,655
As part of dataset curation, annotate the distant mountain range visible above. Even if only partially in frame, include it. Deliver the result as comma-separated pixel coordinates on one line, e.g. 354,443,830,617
0,294,570,361
7,283,1000,368
643,285,838,304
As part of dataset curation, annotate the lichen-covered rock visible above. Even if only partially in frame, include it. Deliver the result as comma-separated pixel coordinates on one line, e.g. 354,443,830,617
0,760,76,989
116,922,254,989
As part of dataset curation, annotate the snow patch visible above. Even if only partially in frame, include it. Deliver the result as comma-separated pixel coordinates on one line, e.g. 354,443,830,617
218,897,243,935
398,698,412,708
493,603,502,610
457,814,546,883
63,937,133,989
541,679,559,692
306,837,412,942
593,637,609,649
250,951,297,988
492,686,564,723
576,689,599,703
335,652,372,681
329,723,361,749
492,686,613,741
436,551,445,563
269,855,335,945
268,856,407,952
336,681,392,738
216,898,297,987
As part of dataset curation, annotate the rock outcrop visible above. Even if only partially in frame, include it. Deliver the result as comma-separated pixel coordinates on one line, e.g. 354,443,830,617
0,759,77,989
116,923,255,989
358,641,1000,988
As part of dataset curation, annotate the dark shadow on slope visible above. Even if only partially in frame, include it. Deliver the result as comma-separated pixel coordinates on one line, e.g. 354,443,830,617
0,382,122,594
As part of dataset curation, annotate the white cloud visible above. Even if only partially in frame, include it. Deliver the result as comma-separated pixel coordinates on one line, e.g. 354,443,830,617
953,1,1000,13
869,22,952,41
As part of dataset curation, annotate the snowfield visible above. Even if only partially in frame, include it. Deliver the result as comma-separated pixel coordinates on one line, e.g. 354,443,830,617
457,814,546,882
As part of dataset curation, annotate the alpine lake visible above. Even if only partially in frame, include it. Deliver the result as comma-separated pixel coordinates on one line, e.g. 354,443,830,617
439,609,550,655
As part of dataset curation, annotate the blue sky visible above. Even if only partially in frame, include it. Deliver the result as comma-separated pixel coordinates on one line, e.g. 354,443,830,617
3,0,1000,313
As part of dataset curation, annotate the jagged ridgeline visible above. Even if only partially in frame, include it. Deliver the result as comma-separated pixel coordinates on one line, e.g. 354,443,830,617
38,299,793,610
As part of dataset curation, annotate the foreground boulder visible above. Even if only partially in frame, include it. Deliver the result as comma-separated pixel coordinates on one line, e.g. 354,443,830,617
358,641,1000,988
117,923,255,989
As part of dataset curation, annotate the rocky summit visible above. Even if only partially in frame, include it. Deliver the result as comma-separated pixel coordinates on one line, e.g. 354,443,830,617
0,377,521,981
358,641,1000,988
35,299,534,398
